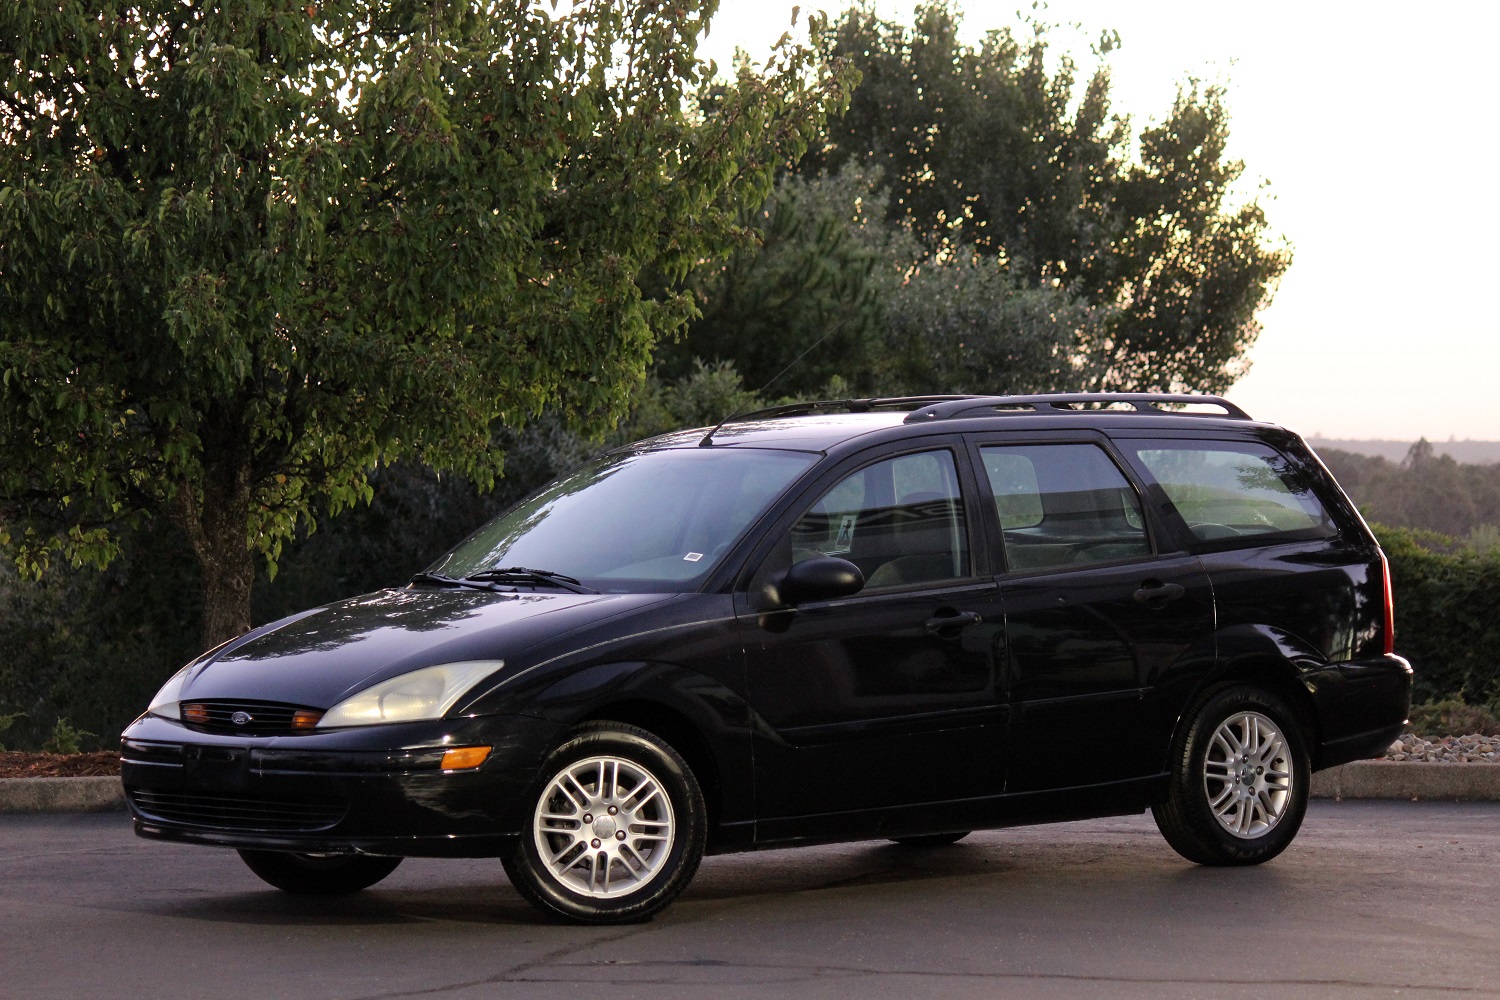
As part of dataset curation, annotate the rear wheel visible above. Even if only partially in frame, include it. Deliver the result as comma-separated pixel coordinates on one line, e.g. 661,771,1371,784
1153,685,1309,866
502,722,706,924
237,850,402,894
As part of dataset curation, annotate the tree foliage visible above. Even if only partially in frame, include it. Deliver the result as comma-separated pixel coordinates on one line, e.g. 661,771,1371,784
662,164,1099,398
0,0,849,645
1319,442,1500,541
659,168,888,397
797,2,1291,393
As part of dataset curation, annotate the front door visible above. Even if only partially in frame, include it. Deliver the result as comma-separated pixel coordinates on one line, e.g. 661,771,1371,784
742,446,1007,826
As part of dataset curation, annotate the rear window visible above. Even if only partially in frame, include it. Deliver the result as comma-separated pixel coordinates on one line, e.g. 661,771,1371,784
1129,442,1336,543
980,444,1150,571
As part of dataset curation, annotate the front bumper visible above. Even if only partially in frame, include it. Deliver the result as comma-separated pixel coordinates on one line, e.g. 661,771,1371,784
120,712,567,857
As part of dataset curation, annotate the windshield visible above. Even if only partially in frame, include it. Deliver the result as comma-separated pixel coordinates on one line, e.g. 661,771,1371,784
426,447,818,593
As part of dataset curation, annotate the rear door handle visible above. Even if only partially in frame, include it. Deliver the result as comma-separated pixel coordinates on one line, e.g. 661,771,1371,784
1133,581,1185,605
924,610,983,634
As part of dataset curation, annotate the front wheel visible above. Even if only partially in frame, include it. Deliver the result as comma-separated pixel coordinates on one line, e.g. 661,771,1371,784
237,850,402,894
1152,685,1310,866
502,722,706,924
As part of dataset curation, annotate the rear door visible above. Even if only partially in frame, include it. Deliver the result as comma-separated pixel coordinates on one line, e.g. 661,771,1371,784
970,436,1215,793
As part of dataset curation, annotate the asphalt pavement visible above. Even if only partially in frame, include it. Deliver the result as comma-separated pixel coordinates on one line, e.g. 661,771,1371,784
2,801,1497,1000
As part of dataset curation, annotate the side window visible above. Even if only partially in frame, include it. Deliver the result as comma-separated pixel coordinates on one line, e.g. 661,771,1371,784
981,444,1150,571
1130,442,1336,542
790,450,970,589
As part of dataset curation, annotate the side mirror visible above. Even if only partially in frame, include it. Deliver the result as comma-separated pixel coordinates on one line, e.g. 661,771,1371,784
778,556,865,607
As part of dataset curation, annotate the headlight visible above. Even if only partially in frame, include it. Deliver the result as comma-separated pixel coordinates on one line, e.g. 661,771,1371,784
147,663,196,720
317,660,503,728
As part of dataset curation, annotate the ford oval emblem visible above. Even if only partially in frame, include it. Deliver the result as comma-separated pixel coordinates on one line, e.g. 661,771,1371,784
230,711,253,726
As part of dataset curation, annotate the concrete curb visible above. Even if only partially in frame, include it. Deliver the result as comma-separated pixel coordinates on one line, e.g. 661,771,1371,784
1,763,1497,814
1311,761,1500,802
0,776,125,813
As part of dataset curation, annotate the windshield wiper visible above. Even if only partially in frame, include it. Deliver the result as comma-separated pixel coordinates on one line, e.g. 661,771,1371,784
409,571,497,592
465,567,597,594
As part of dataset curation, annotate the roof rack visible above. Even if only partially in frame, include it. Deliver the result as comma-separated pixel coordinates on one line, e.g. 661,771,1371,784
698,396,977,446
903,393,1251,423
720,395,978,423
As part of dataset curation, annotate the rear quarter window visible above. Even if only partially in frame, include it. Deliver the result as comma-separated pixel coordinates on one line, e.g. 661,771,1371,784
1129,441,1337,543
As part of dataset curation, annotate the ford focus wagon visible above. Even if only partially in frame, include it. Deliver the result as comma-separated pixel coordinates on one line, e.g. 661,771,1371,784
121,393,1412,922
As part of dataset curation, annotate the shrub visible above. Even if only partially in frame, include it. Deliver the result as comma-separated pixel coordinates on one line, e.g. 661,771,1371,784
1407,698,1500,738
1376,524,1500,704
40,717,95,755
0,711,22,751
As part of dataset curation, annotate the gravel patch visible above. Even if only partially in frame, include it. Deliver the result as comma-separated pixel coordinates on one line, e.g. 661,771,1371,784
1386,734,1500,763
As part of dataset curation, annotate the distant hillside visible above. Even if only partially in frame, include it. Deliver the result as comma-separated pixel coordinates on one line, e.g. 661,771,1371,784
1316,441,1500,539
1308,438,1500,465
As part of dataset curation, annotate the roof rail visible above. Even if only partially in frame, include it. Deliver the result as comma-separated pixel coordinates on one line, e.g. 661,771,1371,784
725,395,979,423
903,393,1251,423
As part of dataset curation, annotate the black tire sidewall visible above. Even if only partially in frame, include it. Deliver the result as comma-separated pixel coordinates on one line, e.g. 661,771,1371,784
505,724,705,923
1171,685,1310,865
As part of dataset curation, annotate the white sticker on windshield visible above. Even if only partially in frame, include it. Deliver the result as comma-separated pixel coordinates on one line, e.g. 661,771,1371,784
683,552,704,562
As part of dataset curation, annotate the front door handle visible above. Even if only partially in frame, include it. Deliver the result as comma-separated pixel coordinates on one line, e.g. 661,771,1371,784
1133,581,1185,605
924,610,983,634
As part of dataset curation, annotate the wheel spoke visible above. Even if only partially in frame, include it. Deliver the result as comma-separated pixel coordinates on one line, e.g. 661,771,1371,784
623,782,660,813
1209,783,1237,810
562,774,592,810
548,840,586,875
619,842,649,875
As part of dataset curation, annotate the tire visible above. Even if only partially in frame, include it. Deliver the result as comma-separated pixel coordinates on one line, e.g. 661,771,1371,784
890,831,970,848
237,850,402,894
502,722,706,924
1152,685,1310,866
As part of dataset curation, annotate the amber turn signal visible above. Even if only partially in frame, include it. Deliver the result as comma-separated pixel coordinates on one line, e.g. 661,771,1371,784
181,704,210,723
440,746,491,770
291,710,323,729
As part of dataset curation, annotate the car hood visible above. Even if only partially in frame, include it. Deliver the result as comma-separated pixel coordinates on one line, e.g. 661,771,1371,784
177,587,668,709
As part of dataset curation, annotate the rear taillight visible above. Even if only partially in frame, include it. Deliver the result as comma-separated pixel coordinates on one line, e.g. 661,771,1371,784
1379,550,1395,656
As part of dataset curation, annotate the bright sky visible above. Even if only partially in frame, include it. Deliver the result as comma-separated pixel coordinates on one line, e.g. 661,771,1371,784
699,1,1500,441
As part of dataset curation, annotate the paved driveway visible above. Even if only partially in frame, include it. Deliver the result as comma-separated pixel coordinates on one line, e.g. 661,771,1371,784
2,801,1496,999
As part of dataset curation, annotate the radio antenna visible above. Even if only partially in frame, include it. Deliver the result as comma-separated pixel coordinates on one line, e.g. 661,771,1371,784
698,326,840,447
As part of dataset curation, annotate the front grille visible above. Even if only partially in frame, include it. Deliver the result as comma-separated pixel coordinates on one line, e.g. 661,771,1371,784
179,700,319,735
128,790,348,832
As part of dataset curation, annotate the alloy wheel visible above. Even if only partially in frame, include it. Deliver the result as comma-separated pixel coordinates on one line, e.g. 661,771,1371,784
1202,710,1293,839
531,755,676,898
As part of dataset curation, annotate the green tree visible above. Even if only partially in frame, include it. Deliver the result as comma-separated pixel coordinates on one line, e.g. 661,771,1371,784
801,2,1291,393
666,163,1098,398
660,168,888,397
0,1,849,647
880,249,1100,396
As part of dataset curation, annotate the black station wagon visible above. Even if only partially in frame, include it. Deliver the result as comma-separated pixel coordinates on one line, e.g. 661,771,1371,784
121,393,1412,922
